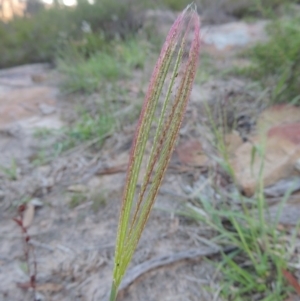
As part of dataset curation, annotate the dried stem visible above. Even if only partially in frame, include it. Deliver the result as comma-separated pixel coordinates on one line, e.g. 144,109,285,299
13,204,37,297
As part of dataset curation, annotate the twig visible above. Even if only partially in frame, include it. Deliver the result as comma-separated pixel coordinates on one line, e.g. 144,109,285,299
84,243,115,252
13,204,37,297
29,239,55,252
56,244,74,254
104,245,236,300
62,132,113,157
81,162,127,184
95,164,127,176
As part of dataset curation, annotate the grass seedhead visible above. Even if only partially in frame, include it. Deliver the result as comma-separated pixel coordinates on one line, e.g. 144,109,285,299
110,4,200,300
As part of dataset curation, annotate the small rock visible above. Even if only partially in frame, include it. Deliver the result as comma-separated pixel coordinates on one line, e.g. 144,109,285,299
0,124,22,137
224,131,244,155
31,74,47,83
232,122,300,196
37,165,51,175
67,184,88,193
44,177,55,188
256,104,300,135
34,292,45,301
30,198,43,207
36,283,63,293
0,86,57,128
39,103,56,115
232,105,300,196
202,21,267,52
19,116,63,131
264,178,300,198
87,174,125,195
268,122,300,144
267,201,300,226
175,139,208,166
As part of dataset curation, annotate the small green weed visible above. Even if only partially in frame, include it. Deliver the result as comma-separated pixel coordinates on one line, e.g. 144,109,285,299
11,196,32,211
34,128,54,139
91,191,107,213
19,261,29,274
63,112,114,149
31,149,48,166
69,192,87,209
31,107,115,161
0,159,18,181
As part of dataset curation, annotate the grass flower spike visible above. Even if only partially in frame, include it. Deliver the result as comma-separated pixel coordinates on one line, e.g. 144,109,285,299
110,4,200,300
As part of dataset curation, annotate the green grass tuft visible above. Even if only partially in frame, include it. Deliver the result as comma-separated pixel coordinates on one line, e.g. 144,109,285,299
31,108,115,165
56,111,114,152
184,191,295,300
58,38,148,94
235,15,300,103
178,96,300,300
